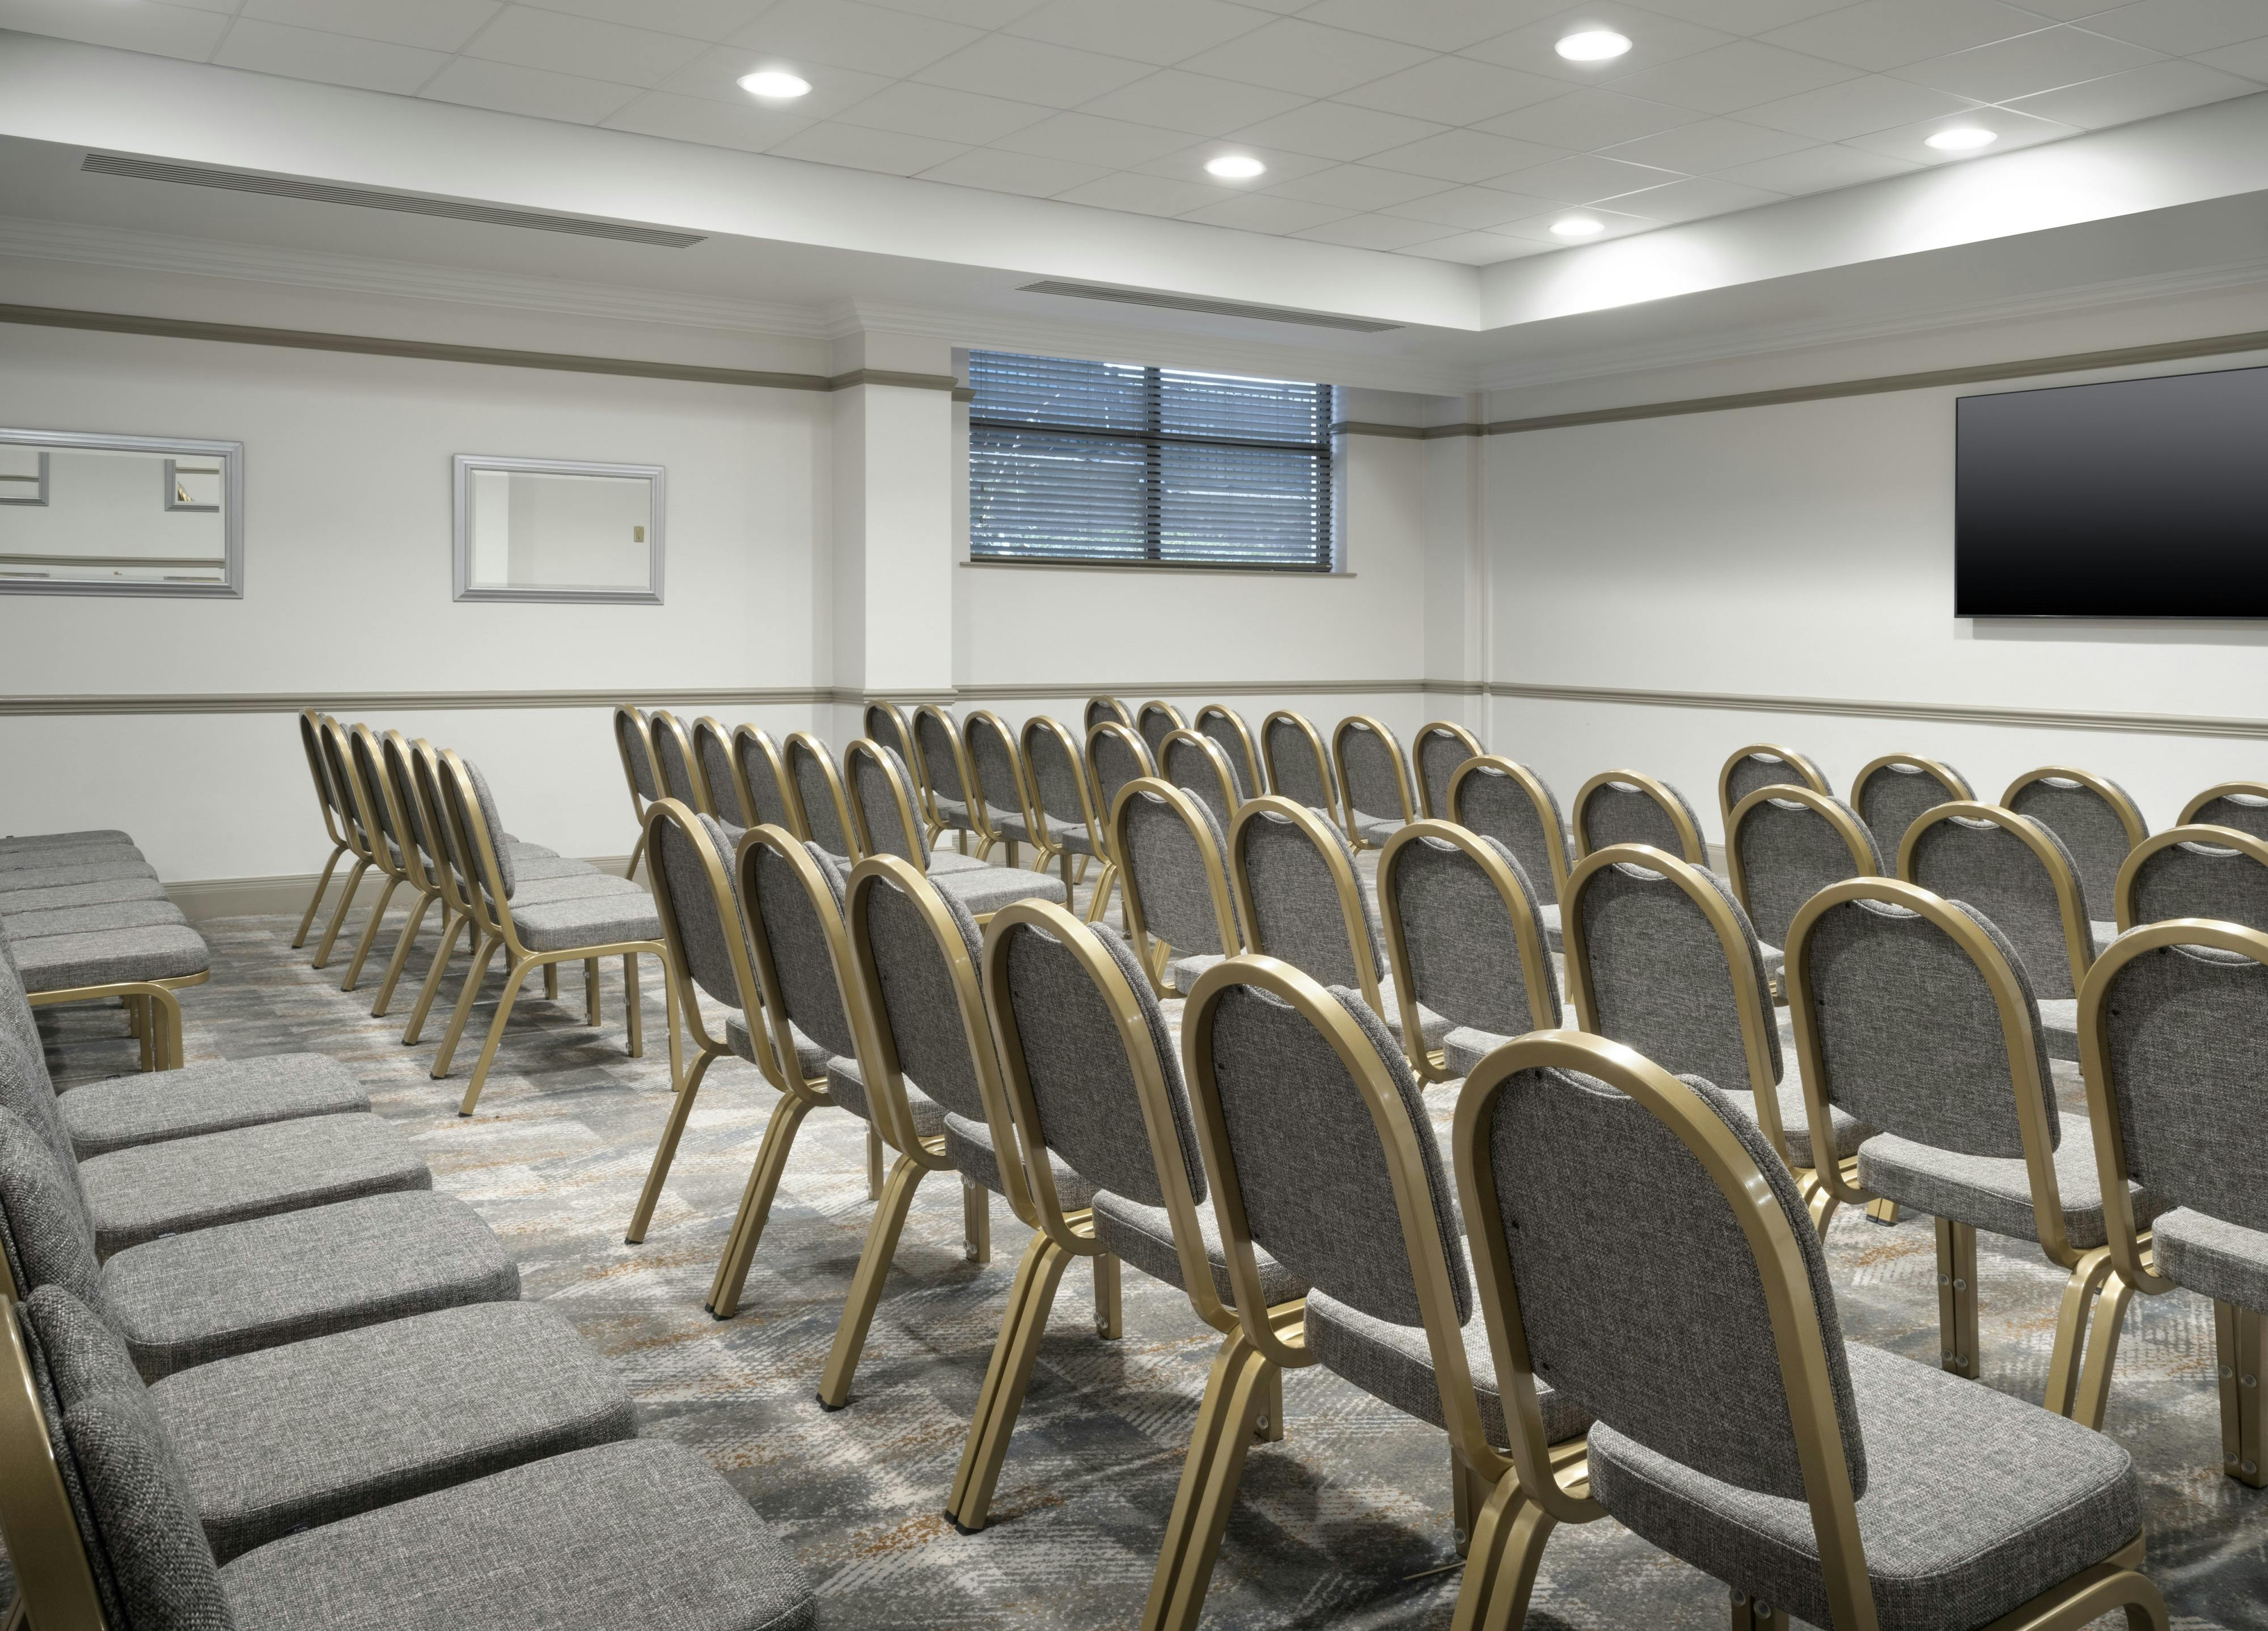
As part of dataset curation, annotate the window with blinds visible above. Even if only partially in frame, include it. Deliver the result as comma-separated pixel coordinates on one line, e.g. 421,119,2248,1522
968,350,1335,571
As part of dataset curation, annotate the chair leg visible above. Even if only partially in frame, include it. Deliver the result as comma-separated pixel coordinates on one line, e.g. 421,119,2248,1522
369,891,434,1018
291,845,345,948
1084,862,1116,925
2043,1247,2118,1418
663,971,680,1086
1867,1198,1902,1226
155,988,183,1072
945,1230,1076,1533
1094,1251,1122,1339
963,1177,991,1264
2074,1271,2135,1432
586,957,600,1025
707,1092,818,1318
310,858,369,968
816,1150,929,1409
544,961,560,999
1728,1590,1791,1629
2218,1301,2265,1486
624,828,646,883
1452,1469,1560,1631
1140,1328,1277,1631
134,995,154,1072
458,954,535,1115
623,953,644,1057
1936,1217,1981,1379
430,934,499,1078
625,1045,720,1243
401,911,464,1046
338,874,402,992
866,1124,885,1201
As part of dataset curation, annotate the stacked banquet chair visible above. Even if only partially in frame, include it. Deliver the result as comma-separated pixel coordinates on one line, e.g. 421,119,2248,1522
1717,742,1833,841
2114,817,2268,933
1448,755,1573,953
1192,704,1264,802
912,707,981,855
1135,700,1186,759
1723,773,1884,983
962,710,1037,864
782,731,860,866
1082,717,1156,923
0,820,206,1073
1851,751,1973,853
844,740,1068,920
2003,765,2147,940
611,702,663,880
861,701,922,810
1569,768,1708,865
2181,778,2268,841
1411,719,1484,821
1331,715,1416,851
1084,694,1134,736
1110,778,1242,997
0,937,814,1629
1159,727,1244,834
1008,715,1106,903
647,708,714,815
731,723,800,833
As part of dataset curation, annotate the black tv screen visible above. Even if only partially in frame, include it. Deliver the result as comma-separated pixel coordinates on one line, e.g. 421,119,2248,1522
1954,363,2268,617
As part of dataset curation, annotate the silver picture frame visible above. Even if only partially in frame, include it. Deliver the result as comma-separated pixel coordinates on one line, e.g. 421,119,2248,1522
0,429,244,599
452,454,666,605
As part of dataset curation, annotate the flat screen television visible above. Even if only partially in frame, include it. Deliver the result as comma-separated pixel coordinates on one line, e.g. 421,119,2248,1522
1954,363,2268,617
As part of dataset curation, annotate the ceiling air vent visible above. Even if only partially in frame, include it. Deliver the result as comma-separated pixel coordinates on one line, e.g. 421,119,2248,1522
80,154,706,248
1018,280,1400,334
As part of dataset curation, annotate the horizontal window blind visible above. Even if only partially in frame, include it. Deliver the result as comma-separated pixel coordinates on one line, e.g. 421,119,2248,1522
968,350,1333,571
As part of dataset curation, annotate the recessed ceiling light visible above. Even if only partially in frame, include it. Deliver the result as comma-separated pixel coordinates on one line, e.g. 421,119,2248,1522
1551,214,1606,239
1925,125,1996,151
738,69,811,99
1205,154,1267,180
1556,29,1632,61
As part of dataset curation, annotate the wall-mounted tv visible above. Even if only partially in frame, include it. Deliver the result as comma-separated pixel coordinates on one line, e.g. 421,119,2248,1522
1954,362,2268,617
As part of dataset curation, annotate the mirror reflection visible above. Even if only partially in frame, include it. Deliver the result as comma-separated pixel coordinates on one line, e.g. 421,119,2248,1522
0,431,242,597
453,456,664,604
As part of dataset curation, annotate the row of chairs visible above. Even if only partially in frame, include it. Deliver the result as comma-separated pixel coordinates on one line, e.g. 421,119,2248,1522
0,923,812,1630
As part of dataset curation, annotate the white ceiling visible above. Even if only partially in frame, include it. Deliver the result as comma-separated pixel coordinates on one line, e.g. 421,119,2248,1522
6,0,2266,265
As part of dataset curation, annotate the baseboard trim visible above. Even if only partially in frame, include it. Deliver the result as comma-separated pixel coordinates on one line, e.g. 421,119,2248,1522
167,857,634,923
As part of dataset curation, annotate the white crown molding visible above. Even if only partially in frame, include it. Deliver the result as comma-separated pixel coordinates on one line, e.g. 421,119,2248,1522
0,214,835,340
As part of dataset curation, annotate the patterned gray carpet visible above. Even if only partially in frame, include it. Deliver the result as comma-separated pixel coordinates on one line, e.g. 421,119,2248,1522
29,858,2268,1630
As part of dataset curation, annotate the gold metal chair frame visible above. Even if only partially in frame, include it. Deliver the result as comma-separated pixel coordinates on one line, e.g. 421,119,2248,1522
426,747,670,1117
1785,876,2126,1425
648,709,712,815
1448,755,1572,906
1570,769,1706,865
1454,1030,2165,1631
949,899,1229,1534
1148,956,1584,1631
1717,742,1831,838
2113,824,2268,931
1330,714,1416,852
782,731,861,862
913,704,977,851
612,702,661,880
1561,842,1839,1230
291,707,352,950
2178,780,2268,827
395,737,493,1048
1412,720,1485,820
357,726,450,1017
1851,752,1973,850
689,715,741,823
1136,699,1188,755
1898,801,2096,998
1723,783,1883,935
1085,694,1134,734
729,724,799,838
2080,916,2268,1486
307,714,383,969
1110,777,1242,998
1192,704,1264,799
1084,719,1156,923
1377,819,1559,1070
1017,714,1105,912
963,708,1037,864
1159,727,1243,831
2003,764,2150,855
332,722,418,996
0,1296,111,1630
1259,708,1340,831
862,700,926,829
26,972,208,1073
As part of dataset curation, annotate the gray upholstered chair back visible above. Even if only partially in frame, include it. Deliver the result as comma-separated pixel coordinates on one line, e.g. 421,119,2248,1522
348,726,397,851
745,840,856,1060
1089,723,1152,816
2006,771,2143,916
846,743,924,867
2096,938,2268,1230
1137,702,1183,757
692,717,744,823
1799,894,2050,1159
1195,706,1258,797
1162,732,1237,831
1336,718,1410,824
1721,746,1826,814
785,735,850,858
2184,785,2268,844
1414,725,1480,821
1022,718,1089,830
381,731,437,875
733,728,795,832
1383,832,1559,1037
615,705,660,802
0,1022,86,1215
0,1104,103,1311
299,710,340,819
1451,758,1567,906
1085,696,1130,734
1853,756,1970,856
1905,812,2088,999
2125,831,2268,933
652,808,754,1010
915,709,967,803
1571,856,1776,1095
442,754,518,901
1119,786,1234,955
649,711,705,809
853,867,989,1126
409,743,467,901
1233,805,1378,990
318,720,371,849
1475,1061,1864,1500
1730,792,1882,951
0,939,41,1057
996,916,1204,1208
966,713,1026,827
1263,713,1333,811
1575,774,1703,862
864,705,916,780
1196,977,1465,1327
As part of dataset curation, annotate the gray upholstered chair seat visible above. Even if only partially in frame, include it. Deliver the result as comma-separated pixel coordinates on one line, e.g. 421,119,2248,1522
79,1113,430,1258
0,899,187,940
1856,1120,2163,1252
2091,919,2117,955
218,1439,813,1631
10,923,210,991
996,811,1094,854
498,872,644,907
943,1111,1098,1210
2150,1207,2268,1313
932,795,976,832
152,1300,636,1562
1538,901,1563,954
1165,951,1226,994
1348,810,1401,844
0,827,132,850
1090,1188,1308,1308
1442,1026,1512,1079
1756,941,1786,988
1373,976,1454,1049
505,853,602,883
0,875,170,915
724,1014,833,1080
1587,1340,2140,1631
1717,1065,1871,1170
2036,997,2080,1062
58,1052,369,1158
1304,1244,1593,1451
99,1191,519,1380
0,858,160,892
0,842,144,874
507,893,662,953
826,1055,947,1140
925,849,992,875
932,865,1069,917
505,838,558,859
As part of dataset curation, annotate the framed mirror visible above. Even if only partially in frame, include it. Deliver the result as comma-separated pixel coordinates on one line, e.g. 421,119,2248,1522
0,429,244,598
453,455,665,604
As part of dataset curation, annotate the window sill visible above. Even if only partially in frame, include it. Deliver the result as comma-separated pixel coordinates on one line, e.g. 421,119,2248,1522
959,558,1353,579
